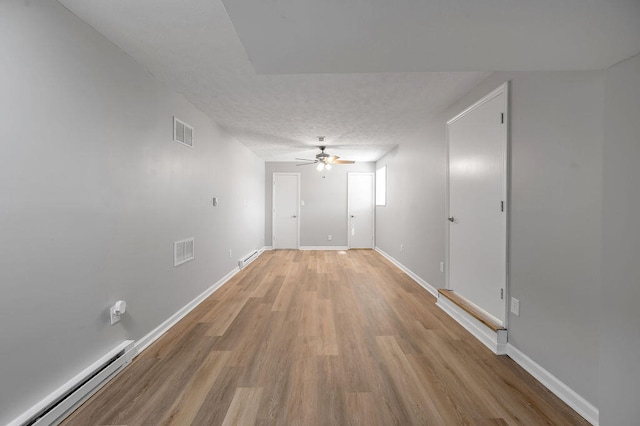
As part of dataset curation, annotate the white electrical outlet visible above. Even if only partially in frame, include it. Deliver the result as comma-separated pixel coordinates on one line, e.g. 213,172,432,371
511,297,520,316
439,262,444,272
328,235,332,241
228,249,232,259
110,300,127,326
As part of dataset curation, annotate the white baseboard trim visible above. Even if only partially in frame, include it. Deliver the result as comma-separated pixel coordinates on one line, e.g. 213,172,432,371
436,295,507,355
134,264,242,356
12,255,257,426
372,247,596,424
374,247,438,298
299,246,349,250
506,344,599,425
263,246,272,250
7,340,135,426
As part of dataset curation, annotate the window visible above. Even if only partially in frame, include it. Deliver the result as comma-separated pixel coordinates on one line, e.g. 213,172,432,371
376,166,386,206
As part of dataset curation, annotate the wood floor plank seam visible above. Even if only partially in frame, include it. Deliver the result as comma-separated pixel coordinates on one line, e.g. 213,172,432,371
62,250,590,426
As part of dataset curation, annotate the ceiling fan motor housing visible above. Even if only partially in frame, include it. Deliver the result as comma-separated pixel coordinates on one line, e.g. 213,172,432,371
315,146,329,162
295,145,354,166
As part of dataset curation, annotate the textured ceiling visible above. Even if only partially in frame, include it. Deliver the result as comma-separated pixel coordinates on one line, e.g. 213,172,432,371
56,0,489,161
56,0,639,162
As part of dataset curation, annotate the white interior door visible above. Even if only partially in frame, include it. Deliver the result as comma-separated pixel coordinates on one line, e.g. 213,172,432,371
447,84,508,324
273,173,299,249
348,173,375,249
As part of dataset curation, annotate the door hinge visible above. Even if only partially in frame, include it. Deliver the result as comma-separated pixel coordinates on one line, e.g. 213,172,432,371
501,201,504,212
500,289,504,299
501,113,504,124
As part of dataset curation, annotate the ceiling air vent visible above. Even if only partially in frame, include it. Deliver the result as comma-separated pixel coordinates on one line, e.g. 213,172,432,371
174,238,195,266
173,117,193,147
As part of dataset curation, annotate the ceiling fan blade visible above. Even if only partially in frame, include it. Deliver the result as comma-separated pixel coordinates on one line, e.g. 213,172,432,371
295,158,317,162
333,159,355,164
296,162,315,166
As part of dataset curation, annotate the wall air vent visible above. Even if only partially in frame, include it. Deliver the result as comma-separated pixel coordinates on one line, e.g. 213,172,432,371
174,238,195,266
173,116,193,147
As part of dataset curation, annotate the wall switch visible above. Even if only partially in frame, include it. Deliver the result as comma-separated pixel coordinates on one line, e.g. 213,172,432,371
511,297,520,316
400,244,404,252
439,262,444,272
301,200,305,206
328,234,332,241
228,249,232,259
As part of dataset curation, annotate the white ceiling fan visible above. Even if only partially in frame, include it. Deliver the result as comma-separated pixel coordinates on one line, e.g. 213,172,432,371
295,137,356,170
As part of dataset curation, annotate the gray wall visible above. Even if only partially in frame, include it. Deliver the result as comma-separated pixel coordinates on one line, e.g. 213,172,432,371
600,53,640,425
377,71,604,407
265,162,375,247
375,129,448,289
0,2,264,424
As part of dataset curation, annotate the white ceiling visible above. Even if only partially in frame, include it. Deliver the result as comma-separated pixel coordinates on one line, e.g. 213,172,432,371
224,0,640,74
57,0,640,162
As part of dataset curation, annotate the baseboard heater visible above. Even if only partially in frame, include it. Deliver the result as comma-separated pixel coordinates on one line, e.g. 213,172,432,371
238,250,259,269
10,340,135,426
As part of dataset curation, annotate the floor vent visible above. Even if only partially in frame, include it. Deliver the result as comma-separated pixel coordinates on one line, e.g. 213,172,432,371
173,116,193,147
10,340,134,426
238,250,259,269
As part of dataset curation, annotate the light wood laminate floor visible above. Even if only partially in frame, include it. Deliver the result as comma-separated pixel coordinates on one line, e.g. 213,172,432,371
63,250,589,425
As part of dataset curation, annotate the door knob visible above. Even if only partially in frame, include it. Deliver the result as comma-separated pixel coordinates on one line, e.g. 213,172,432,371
448,216,455,222
351,215,355,218
292,215,297,218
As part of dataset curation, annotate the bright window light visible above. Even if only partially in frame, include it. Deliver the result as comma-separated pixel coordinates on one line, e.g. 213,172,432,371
376,166,386,206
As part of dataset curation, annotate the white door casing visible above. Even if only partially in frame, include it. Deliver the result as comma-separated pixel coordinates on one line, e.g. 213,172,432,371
446,83,509,325
272,173,300,249
348,172,375,249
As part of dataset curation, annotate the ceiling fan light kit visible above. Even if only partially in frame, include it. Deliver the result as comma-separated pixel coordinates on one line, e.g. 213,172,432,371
295,138,356,171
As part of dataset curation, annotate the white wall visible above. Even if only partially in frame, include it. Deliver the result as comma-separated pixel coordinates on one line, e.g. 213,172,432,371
265,162,375,247
600,53,640,425
377,71,604,407
0,2,264,424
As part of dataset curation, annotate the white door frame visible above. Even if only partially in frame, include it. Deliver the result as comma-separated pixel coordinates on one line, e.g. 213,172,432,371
272,172,300,249
347,172,375,249
445,82,510,326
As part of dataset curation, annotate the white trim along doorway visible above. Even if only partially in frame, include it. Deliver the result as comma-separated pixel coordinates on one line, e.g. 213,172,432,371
272,173,300,249
347,172,375,249
446,82,510,326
